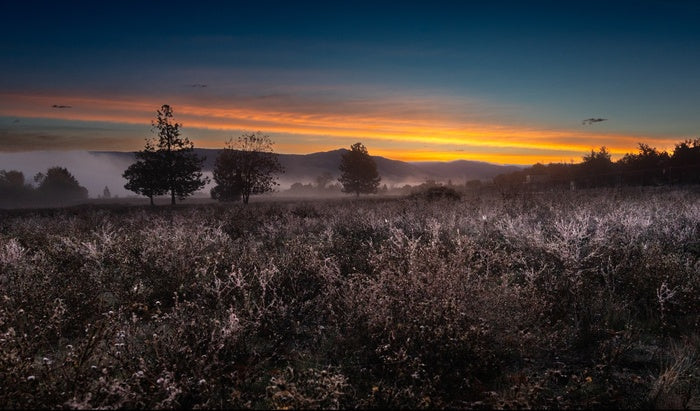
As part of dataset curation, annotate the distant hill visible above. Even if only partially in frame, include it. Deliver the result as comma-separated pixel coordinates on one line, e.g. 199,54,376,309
411,160,522,183
89,148,522,188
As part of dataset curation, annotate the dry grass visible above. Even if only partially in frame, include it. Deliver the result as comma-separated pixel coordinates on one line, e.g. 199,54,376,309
0,186,698,408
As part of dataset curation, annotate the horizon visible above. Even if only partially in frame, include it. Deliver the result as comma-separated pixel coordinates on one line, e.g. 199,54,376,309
1,2,698,404
86,146,529,167
0,147,525,199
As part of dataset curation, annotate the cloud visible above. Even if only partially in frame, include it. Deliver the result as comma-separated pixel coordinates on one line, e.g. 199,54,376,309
0,91,674,163
0,128,142,152
582,118,607,125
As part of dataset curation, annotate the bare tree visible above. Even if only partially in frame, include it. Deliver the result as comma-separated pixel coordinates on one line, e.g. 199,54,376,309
212,132,284,204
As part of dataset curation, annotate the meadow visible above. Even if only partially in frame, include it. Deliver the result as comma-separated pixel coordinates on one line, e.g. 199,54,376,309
0,186,698,409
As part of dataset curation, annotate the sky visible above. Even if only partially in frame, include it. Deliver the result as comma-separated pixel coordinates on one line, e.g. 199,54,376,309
2,0,700,165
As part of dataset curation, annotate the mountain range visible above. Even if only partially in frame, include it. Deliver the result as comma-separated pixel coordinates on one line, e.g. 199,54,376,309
90,148,523,188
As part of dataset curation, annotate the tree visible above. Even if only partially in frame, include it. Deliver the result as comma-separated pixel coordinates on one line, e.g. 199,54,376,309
1,170,25,187
123,140,167,206
671,139,700,166
0,170,34,206
34,167,88,204
581,146,613,171
618,143,670,185
211,132,284,204
338,142,381,196
670,139,700,184
577,146,615,187
123,105,208,205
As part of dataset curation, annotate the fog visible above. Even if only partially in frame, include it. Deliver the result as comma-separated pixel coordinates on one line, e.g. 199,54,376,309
0,151,136,198
0,151,340,200
0,150,488,202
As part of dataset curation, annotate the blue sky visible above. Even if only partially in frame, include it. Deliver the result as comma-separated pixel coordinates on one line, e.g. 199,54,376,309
2,0,699,163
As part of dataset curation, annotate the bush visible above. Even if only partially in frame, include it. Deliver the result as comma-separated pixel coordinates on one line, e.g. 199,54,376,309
0,186,698,408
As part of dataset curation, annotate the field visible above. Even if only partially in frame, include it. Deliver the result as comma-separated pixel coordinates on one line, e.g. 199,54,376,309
1,186,698,409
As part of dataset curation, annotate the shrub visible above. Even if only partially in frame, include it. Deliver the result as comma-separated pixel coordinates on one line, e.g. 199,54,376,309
0,186,698,408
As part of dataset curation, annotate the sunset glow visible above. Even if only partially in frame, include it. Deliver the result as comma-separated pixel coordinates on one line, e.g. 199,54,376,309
1,2,699,165
0,92,677,164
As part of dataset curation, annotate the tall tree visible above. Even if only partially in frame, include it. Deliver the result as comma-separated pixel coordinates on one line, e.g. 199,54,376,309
211,132,284,204
123,105,208,205
338,142,381,196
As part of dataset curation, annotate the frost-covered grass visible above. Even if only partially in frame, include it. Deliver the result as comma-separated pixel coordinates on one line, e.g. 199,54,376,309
1,186,698,409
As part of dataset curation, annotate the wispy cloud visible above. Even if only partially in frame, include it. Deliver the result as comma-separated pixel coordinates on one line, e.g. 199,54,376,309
0,91,676,163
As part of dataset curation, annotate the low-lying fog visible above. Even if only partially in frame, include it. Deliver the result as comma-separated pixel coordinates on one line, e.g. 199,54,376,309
0,151,453,200
0,151,143,198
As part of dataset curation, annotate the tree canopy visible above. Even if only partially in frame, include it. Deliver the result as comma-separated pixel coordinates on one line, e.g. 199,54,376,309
669,139,700,184
211,132,284,204
338,142,381,196
0,170,34,207
123,142,165,205
492,138,700,189
123,105,208,205
34,167,88,203
1,167,91,207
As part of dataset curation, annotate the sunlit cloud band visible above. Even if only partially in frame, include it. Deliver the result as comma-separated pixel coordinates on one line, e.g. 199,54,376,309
0,92,680,164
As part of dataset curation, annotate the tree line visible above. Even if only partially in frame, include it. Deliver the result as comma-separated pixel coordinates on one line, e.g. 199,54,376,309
0,167,88,208
8,103,695,207
122,105,382,205
493,140,700,189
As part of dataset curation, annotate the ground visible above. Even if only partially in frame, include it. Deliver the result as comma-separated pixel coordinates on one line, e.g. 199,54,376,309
0,186,698,409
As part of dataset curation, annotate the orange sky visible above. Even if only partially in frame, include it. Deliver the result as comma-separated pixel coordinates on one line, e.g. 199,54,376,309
0,92,681,165
3,2,700,168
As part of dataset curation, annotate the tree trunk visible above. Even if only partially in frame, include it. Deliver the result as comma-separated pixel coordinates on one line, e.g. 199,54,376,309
171,189,175,205
149,195,154,206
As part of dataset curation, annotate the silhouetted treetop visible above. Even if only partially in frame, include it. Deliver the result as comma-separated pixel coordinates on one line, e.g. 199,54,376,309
338,142,381,197
34,166,88,203
491,138,700,189
212,132,284,204
123,104,208,205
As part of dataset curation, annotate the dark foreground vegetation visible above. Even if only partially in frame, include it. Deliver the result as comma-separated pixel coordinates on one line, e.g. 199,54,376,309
1,186,698,409
495,139,700,189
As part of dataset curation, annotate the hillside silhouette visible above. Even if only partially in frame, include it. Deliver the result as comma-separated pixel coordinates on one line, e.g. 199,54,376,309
90,148,522,187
